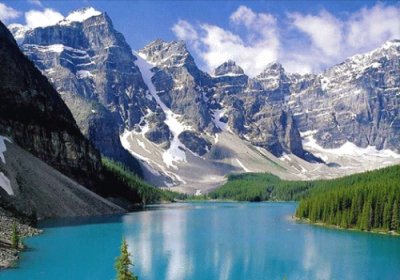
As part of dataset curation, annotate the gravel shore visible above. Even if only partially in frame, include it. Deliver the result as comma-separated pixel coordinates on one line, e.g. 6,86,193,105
0,211,41,269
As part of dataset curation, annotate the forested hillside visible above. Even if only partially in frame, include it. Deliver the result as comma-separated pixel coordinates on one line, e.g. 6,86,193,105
208,173,313,201
101,158,186,205
296,165,400,233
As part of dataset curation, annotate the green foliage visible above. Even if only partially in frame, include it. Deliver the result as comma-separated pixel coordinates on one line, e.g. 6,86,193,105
208,173,314,201
115,238,138,280
296,165,400,233
101,158,186,204
11,222,20,250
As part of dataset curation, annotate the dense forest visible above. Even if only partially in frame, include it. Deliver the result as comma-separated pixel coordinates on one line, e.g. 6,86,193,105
296,165,400,233
101,158,186,205
208,165,400,233
208,173,314,201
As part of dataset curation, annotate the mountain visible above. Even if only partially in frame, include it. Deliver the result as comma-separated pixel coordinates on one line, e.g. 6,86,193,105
11,8,158,175
11,8,400,194
289,40,400,150
0,20,122,218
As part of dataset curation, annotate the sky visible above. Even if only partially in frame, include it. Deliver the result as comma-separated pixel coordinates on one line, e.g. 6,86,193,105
1,0,399,76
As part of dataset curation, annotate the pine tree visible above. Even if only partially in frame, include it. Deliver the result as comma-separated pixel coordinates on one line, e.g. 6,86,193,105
391,200,399,232
115,238,138,280
11,222,20,250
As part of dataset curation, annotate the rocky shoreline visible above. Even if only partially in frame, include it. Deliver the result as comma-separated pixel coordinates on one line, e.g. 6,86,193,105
0,211,41,269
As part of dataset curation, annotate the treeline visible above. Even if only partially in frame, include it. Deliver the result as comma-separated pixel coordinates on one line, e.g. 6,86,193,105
100,158,186,205
296,165,400,233
208,173,314,201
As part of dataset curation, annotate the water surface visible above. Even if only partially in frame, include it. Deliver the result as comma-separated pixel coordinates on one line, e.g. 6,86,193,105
3,202,400,279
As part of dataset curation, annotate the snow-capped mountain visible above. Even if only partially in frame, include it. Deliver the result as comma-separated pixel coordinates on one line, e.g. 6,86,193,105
10,8,400,193
11,8,158,174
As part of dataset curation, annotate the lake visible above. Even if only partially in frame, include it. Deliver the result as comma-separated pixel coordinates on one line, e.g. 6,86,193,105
2,202,400,280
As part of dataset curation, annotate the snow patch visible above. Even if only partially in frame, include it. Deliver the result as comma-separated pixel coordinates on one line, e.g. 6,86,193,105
303,136,400,161
46,44,64,53
235,159,251,172
0,136,11,164
135,52,191,169
212,107,228,131
76,70,94,79
137,139,150,153
0,172,13,196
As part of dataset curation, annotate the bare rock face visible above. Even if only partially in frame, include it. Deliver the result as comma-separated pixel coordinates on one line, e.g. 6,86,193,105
0,20,101,185
139,40,216,134
289,40,400,151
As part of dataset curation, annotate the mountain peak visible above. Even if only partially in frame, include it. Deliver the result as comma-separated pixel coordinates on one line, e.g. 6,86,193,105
65,7,102,23
256,62,286,80
139,39,193,66
214,60,245,76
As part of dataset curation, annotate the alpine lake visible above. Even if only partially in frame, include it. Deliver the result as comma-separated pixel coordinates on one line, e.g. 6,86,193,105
3,202,400,280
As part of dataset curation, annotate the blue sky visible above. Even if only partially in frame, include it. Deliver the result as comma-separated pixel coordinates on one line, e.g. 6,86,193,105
1,0,399,75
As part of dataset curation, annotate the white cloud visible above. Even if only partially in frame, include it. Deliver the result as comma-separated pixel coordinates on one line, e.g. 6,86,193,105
288,10,343,57
173,6,279,77
172,20,198,42
172,3,400,76
27,0,42,7
25,8,64,28
346,3,400,52
0,2,21,23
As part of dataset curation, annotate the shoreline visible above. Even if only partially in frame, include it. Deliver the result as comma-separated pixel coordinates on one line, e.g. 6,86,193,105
0,214,42,269
293,216,400,236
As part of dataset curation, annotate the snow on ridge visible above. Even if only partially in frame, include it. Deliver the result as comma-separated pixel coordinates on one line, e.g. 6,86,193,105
25,44,89,55
8,24,30,44
65,7,102,23
134,52,191,169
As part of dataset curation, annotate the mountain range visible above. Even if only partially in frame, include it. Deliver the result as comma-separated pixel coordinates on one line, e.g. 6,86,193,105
6,7,400,194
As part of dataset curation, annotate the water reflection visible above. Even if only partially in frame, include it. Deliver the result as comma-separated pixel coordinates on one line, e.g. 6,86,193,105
302,231,331,280
118,203,400,280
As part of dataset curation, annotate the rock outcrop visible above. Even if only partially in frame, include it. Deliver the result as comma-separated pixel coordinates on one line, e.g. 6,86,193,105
0,20,100,185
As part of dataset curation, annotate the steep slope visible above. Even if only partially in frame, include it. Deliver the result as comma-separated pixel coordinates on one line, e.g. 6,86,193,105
0,20,123,217
12,8,158,174
0,138,122,219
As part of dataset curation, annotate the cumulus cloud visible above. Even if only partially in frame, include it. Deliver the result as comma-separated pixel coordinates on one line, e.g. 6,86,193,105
0,2,21,23
288,10,343,57
173,6,279,76
25,8,64,28
287,3,400,73
172,19,198,42
346,4,400,52
172,3,400,76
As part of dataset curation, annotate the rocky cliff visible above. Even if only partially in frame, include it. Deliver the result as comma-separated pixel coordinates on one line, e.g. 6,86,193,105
0,20,100,185
0,19,124,217
13,8,157,174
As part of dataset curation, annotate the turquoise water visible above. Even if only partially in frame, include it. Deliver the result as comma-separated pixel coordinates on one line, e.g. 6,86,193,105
2,202,400,280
